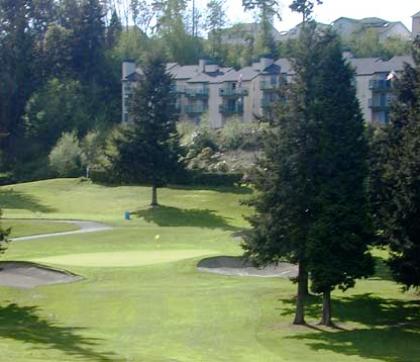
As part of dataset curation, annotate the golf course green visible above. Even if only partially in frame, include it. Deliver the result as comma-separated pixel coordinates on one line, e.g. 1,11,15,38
0,178,418,362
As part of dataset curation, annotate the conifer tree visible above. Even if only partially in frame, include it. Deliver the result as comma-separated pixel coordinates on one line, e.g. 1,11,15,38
306,31,374,326
243,24,323,326
244,23,374,326
370,37,420,290
112,52,183,206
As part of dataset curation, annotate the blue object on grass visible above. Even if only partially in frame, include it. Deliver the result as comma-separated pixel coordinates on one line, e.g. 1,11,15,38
124,211,131,220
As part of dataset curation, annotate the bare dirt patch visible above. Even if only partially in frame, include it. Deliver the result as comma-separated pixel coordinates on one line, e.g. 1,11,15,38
197,256,298,278
0,261,82,289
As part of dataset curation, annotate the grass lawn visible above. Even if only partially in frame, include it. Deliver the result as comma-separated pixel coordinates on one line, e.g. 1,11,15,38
0,178,419,362
4,219,78,238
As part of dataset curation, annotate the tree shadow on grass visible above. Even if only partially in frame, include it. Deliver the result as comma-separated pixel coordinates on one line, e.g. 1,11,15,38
169,184,253,195
0,303,116,361
369,256,394,282
133,205,238,231
278,294,420,362
0,189,55,213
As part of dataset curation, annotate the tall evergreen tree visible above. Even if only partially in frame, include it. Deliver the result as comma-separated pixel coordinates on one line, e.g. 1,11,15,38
289,0,322,23
306,31,374,326
243,24,323,326
370,37,420,290
242,0,280,58
112,53,183,206
205,0,226,61
107,9,122,48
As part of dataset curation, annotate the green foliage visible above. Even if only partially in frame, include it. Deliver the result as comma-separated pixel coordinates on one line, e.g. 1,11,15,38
243,25,373,324
0,209,10,255
219,118,265,151
111,26,150,64
49,132,84,177
205,0,227,61
289,0,323,22
305,32,374,295
24,78,90,154
344,29,411,59
370,38,420,290
110,52,184,190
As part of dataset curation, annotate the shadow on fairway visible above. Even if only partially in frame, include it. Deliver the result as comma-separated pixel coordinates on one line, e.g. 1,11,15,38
369,256,394,281
169,184,253,195
279,294,420,362
0,303,116,361
133,205,238,230
0,189,55,213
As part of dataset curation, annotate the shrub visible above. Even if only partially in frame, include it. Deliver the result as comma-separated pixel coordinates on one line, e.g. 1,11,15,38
219,118,265,151
49,132,84,177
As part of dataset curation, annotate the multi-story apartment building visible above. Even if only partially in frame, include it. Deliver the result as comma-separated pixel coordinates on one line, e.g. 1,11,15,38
413,11,420,38
122,54,413,127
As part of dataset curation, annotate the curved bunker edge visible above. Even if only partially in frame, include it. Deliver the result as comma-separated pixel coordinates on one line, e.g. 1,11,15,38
0,261,83,289
197,256,298,278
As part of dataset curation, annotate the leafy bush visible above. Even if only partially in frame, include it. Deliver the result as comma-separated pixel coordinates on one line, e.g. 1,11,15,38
49,132,84,177
219,118,265,151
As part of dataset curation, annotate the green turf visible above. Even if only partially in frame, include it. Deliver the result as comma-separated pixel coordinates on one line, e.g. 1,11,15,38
0,179,419,362
3,219,78,238
33,249,218,267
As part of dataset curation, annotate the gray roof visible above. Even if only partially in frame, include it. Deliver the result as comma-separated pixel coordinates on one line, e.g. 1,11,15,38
123,54,414,84
413,11,420,17
275,58,295,75
187,68,233,84
349,55,413,75
168,65,201,80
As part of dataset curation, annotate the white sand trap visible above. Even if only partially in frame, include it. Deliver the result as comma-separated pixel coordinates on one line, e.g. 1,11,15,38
32,249,217,268
198,256,298,278
0,261,82,289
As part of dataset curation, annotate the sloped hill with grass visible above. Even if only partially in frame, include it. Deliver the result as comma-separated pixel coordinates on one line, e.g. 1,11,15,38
0,179,418,362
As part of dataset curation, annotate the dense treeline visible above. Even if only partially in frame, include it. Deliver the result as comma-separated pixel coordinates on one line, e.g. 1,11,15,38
0,0,411,180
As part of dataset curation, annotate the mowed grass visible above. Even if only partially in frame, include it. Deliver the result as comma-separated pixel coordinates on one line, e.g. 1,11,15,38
0,179,419,362
4,219,78,238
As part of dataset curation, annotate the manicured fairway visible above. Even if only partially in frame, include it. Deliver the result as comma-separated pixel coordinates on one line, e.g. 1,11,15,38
4,219,78,238
33,249,218,267
0,179,419,362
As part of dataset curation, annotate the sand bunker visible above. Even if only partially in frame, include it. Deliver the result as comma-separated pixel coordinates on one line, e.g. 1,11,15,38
0,261,82,289
198,256,298,278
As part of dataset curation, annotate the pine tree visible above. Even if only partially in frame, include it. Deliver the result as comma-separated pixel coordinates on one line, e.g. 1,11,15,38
306,31,374,326
243,24,323,326
289,0,322,23
112,52,183,206
242,0,280,58
370,38,420,290
107,9,122,49
205,0,226,61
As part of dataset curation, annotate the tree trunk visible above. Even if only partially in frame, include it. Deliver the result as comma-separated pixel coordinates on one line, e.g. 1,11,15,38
320,290,333,327
293,262,306,325
151,184,158,207
302,270,310,297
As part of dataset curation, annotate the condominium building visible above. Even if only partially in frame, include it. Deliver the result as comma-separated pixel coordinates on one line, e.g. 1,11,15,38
122,54,413,127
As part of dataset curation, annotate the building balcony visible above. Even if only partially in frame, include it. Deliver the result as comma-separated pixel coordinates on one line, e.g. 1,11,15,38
219,103,244,115
261,98,274,108
219,87,248,97
368,98,391,110
260,81,279,91
185,87,209,98
170,85,185,94
369,79,392,91
185,104,207,114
